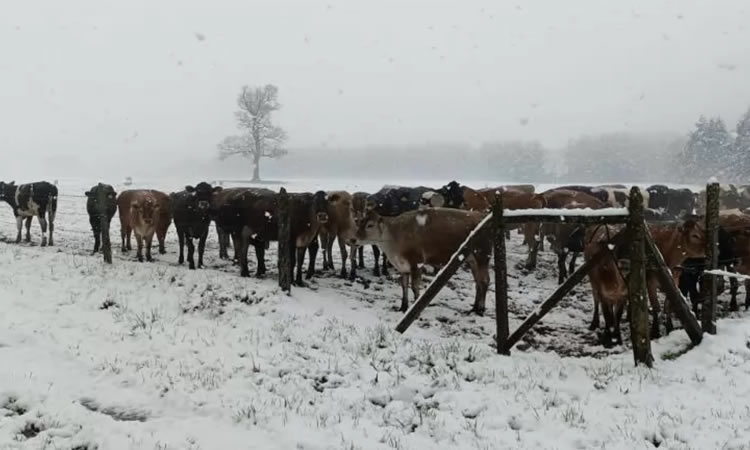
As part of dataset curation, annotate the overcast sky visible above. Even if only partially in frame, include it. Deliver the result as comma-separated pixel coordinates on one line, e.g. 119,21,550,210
1,0,749,171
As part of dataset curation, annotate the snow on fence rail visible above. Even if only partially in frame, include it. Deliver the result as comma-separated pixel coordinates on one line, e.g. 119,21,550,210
503,207,629,217
704,269,750,281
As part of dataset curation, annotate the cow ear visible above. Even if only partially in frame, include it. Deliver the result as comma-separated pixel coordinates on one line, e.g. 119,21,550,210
212,186,223,193
84,191,91,197
185,185,195,193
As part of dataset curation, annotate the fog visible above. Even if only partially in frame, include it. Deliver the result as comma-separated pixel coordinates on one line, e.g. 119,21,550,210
1,0,749,183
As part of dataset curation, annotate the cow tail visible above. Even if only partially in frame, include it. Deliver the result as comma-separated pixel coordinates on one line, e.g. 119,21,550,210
48,185,58,224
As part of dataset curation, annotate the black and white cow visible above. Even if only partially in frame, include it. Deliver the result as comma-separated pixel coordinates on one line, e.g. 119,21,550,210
0,181,57,246
553,185,630,207
85,182,118,254
366,185,443,217
170,182,223,270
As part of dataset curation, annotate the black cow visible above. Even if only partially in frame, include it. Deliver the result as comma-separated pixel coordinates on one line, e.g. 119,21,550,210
437,181,464,209
216,189,327,285
366,185,441,216
85,183,118,254
211,187,275,261
171,182,223,270
0,181,57,246
646,185,696,218
678,226,734,314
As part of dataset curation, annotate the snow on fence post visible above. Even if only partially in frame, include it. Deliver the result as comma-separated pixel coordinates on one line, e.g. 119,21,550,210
277,188,292,293
702,182,720,333
626,187,654,368
101,215,112,264
493,194,509,355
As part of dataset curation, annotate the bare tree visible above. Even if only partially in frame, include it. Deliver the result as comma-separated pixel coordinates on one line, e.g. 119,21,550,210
218,84,288,181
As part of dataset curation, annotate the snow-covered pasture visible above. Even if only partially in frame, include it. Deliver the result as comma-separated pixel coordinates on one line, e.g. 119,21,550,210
1,177,749,449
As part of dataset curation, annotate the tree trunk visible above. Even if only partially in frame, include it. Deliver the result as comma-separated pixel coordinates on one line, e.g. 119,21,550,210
252,154,261,182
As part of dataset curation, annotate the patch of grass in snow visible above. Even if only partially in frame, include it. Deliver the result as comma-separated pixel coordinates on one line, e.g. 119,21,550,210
661,343,693,361
0,395,28,416
560,404,586,426
585,360,625,389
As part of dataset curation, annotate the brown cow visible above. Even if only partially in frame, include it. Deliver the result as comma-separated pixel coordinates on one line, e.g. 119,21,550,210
117,190,168,262
540,190,607,283
586,219,705,346
719,213,750,310
353,207,491,314
351,192,386,276
317,191,357,279
150,189,172,254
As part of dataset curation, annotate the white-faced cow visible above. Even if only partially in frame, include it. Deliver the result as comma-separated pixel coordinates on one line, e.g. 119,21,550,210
85,183,118,254
0,181,57,246
170,182,223,270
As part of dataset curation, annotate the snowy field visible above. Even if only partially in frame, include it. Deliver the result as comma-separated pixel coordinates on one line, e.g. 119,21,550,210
1,177,749,449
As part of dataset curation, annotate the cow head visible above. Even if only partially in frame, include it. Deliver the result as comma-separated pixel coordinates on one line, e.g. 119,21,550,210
186,182,222,211
85,182,117,215
353,208,385,244
131,198,159,226
437,181,464,208
678,219,706,259
312,190,329,224
0,181,16,201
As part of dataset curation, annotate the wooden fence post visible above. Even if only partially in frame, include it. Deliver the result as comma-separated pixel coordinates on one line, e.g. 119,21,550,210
702,182,720,334
278,188,292,293
627,187,654,367
493,195,509,355
101,215,112,264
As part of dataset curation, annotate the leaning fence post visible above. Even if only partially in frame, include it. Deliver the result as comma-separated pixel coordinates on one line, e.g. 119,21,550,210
702,182,720,334
627,187,654,367
493,194,509,355
278,188,292,293
101,215,112,264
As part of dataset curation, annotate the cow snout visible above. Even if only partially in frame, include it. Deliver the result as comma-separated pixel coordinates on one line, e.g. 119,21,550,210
317,212,329,223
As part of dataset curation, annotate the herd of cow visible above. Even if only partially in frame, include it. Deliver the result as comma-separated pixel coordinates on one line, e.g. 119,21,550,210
2,178,750,348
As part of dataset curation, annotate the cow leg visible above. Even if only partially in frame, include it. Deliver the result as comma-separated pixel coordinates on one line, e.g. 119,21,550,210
237,231,251,277
373,245,381,276
120,225,127,253
135,234,144,262
557,250,567,284
467,255,489,316
24,217,32,243
348,243,357,281
157,228,166,255
293,245,307,287
126,227,132,251
410,266,422,304
306,238,319,279
326,234,336,271
358,246,365,269
255,241,267,277
177,229,185,265
568,252,579,278
15,216,22,243
38,215,48,247
47,210,54,246
399,273,410,312
145,233,154,262
217,226,228,259
613,301,625,346
198,231,207,268
589,286,601,331
600,301,616,348
186,236,196,270
537,224,545,251
90,217,101,254
524,234,539,270
338,235,349,279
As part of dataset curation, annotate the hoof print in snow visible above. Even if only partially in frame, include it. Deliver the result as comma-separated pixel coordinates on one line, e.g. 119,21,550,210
0,396,27,416
79,397,149,422
367,389,391,407
18,421,44,439
99,299,117,310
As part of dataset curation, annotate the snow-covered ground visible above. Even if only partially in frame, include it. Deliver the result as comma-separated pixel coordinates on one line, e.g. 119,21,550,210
0,178,748,449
